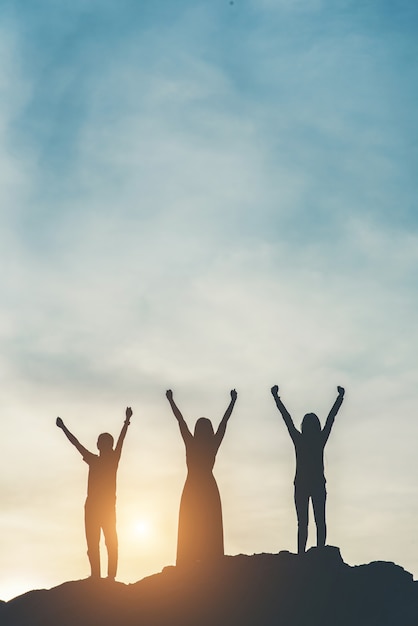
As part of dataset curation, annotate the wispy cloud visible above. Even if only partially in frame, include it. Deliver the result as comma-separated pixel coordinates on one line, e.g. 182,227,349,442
0,0,417,601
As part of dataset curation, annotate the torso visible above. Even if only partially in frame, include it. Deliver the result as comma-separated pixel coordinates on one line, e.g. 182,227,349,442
293,433,326,488
84,452,119,504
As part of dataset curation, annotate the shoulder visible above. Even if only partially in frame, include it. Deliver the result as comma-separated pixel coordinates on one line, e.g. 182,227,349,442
185,436,195,452
82,451,98,465
291,429,302,444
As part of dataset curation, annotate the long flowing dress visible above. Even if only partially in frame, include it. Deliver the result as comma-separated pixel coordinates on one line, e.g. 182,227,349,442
176,437,224,566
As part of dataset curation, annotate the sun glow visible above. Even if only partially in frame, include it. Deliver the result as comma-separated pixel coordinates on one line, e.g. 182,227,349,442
133,519,152,540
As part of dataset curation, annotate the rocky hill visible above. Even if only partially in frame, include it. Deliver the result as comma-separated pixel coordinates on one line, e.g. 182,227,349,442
2,547,418,626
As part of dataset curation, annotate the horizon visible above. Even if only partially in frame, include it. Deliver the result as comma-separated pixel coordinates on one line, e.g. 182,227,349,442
1,0,418,602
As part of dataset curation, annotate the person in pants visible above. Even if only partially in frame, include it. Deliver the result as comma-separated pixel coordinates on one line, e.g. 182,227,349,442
56,407,132,579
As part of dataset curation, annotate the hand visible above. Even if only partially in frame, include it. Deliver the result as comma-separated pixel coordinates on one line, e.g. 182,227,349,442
271,385,279,396
56,417,64,429
337,386,345,397
230,389,237,401
125,407,133,422
166,389,173,401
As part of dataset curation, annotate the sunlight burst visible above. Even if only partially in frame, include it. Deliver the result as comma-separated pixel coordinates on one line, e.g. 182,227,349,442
133,519,152,539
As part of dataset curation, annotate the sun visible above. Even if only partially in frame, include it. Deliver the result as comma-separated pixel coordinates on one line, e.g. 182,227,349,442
133,519,152,539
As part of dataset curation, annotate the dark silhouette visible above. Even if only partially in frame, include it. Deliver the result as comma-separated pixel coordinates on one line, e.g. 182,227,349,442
166,388,237,566
56,408,132,580
3,548,418,626
271,385,345,554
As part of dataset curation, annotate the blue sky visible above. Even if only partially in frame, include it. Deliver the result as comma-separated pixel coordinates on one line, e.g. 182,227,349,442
1,0,418,601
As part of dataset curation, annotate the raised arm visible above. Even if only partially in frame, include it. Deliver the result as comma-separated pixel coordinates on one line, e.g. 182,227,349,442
114,407,132,459
166,390,192,445
214,389,237,451
270,385,299,442
322,386,345,444
56,417,90,457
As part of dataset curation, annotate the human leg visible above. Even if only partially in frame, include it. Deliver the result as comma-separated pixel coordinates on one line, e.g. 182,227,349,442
312,487,327,548
102,506,118,579
294,486,309,554
84,500,101,578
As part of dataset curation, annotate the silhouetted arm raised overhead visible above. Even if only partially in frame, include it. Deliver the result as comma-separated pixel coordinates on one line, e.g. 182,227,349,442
56,417,91,457
214,389,237,451
322,386,345,444
114,407,132,460
271,385,299,442
166,389,193,444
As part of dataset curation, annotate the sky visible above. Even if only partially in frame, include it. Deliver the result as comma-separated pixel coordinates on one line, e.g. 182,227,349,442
1,0,418,602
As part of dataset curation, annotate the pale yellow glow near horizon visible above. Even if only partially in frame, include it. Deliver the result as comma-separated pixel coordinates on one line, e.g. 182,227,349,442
132,519,153,540
2,380,418,606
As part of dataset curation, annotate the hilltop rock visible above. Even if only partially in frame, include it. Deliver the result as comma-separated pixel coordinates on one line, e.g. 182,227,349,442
2,547,418,625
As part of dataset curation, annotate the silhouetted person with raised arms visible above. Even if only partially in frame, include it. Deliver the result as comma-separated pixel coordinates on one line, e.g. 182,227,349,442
271,385,345,554
166,388,237,566
56,407,132,580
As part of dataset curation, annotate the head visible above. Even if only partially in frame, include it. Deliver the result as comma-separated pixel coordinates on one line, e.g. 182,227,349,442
301,413,321,437
194,417,214,440
97,432,114,453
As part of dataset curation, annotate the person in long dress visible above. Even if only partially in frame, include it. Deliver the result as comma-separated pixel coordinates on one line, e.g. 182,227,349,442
271,385,345,554
166,389,237,566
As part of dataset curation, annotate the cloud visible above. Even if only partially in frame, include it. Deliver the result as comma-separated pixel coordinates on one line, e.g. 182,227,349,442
0,0,417,601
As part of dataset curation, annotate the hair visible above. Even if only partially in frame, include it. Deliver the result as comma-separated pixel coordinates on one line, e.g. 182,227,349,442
301,413,321,437
194,417,214,440
97,432,114,452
